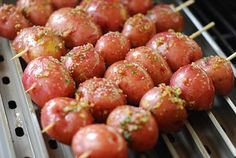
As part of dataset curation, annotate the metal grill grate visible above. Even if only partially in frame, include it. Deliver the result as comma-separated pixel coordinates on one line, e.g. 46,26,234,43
0,0,236,158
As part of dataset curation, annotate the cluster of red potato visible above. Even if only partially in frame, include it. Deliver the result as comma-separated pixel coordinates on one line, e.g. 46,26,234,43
0,0,235,157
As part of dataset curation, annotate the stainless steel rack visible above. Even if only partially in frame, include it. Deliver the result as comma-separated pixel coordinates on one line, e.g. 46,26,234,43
0,0,236,158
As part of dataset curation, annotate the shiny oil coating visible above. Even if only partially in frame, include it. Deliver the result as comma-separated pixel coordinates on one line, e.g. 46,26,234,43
120,0,153,15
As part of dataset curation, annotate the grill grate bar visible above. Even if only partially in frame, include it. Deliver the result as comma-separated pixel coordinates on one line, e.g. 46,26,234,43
224,96,236,115
161,134,180,158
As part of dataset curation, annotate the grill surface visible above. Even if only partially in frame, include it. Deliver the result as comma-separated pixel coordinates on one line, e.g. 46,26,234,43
0,0,236,158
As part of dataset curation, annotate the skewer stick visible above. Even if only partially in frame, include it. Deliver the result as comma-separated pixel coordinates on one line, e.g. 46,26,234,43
41,122,56,133
189,22,215,39
10,49,28,61
79,151,91,158
174,0,195,12
226,52,236,61
25,83,36,93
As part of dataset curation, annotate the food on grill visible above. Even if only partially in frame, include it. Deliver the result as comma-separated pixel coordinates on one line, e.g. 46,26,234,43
62,44,105,84
80,0,129,32
170,64,215,110
120,0,153,15
125,46,172,85
46,7,102,48
72,124,128,158
146,30,203,72
51,0,79,9
194,56,234,96
41,97,93,145
22,56,76,108
105,60,154,105
140,84,187,133
146,4,184,32
122,13,156,47
0,4,31,40
17,0,54,26
95,32,131,66
12,26,66,63
76,78,126,122
107,105,158,151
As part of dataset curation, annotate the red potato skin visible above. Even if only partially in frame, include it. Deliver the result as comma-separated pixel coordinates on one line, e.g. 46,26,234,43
120,0,153,15
140,84,187,133
51,0,79,9
170,64,215,110
146,4,184,33
80,0,129,32
22,56,76,108
95,32,131,66
77,78,127,122
17,0,54,26
126,46,172,85
195,56,234,96
46,7,102,48
122,14,156,47
12,26,66,63
107,105,158,151
105,60,154,105
41,97,93,145
0,4,31,40
146,31,203,72
72,124,128,158
62,44,105,84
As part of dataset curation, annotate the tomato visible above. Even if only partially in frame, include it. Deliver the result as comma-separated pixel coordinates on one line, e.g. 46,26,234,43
17,0,54,26
62,44,105,84
194,56,234,96
0,4,31,40
72,124,128,158
122,14,156,47
95,32,131,66
41,97,93,145
51,0,79,9
76,77,126,122
146,4,184,32
46,7,102,48
105,60,154,105
140,84,187,133
12,26,66,63
120,0,153,15
22,56,76,108
80,0,129,32
107,105,158,151
147,30,203,72
125,46,172,85
170,64,215,110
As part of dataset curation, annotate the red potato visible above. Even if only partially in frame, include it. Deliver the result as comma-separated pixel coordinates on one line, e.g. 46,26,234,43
41,97,93,145
146,30,203,72
80,0,129,32
0,4,31,40
120,0,153,15
146,4,184,33
170,64,215,110
126,46,172,85
72,124,128,158
51,0,79,9
105,60,154,105
76,77,126,122
22,56,76,108
46,7,102,48
62,44,105,84
140,84,187,133
122,13,156,47
107,105,158,151
17,0,54,26
194,56,234,96
95,32,131,66
12,26,66,63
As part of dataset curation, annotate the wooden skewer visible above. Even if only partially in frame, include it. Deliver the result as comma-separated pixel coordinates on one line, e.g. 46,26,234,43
25,83,36,93
78,151,91,158
189,22,215,39
226,52,236,61
41,122,56,133
174,0,195,12
10,48,28,60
